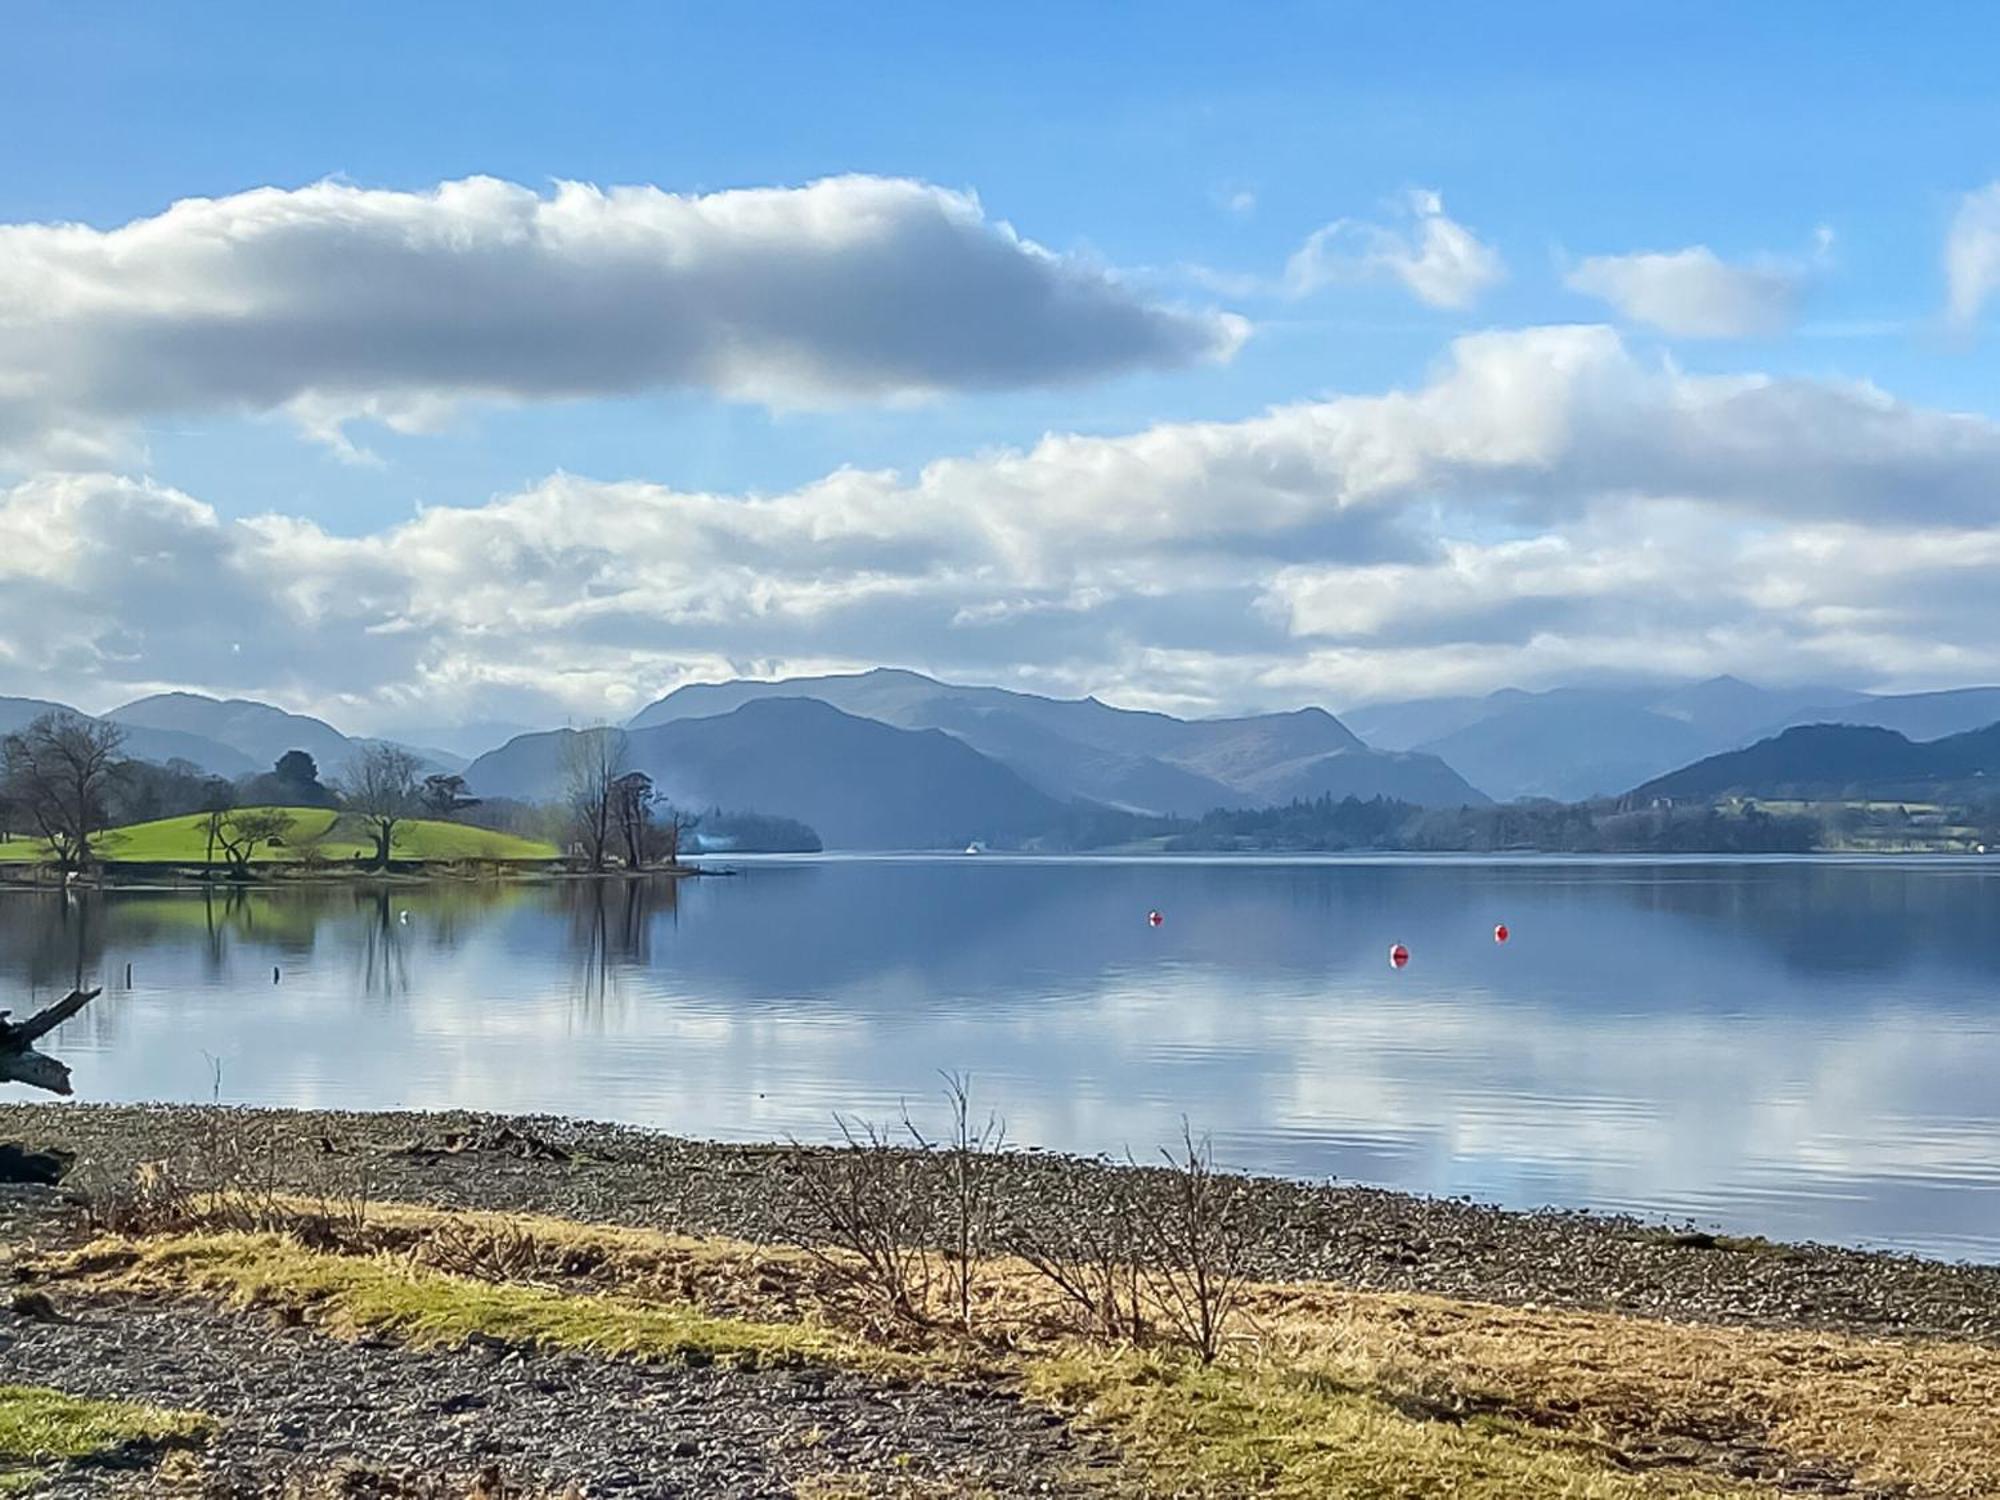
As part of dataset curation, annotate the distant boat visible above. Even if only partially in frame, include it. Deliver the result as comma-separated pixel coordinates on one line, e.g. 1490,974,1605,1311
964,841,985,855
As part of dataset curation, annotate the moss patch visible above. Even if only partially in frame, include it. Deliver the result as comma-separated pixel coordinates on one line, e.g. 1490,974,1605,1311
79,1231,903,1374
0,1384,208,1492
1025,1346,1754,1499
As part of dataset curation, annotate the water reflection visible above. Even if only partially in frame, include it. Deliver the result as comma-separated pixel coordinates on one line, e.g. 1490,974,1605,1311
6,858,1997,1260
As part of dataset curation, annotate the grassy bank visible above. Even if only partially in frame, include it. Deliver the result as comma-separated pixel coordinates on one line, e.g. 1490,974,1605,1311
22,1195,2000,1498
0,806,557,866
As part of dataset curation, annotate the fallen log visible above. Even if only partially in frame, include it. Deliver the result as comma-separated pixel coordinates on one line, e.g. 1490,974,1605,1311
0,988,102,1095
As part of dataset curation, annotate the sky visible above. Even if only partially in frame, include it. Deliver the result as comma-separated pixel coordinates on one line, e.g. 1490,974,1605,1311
6,1,2000,734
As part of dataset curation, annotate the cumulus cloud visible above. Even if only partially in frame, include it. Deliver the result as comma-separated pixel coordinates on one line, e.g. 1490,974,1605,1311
1946,181,2000,326
1285,189,1503,309
0,174,1246,463
1565,245,1803,337
7,325,2000,726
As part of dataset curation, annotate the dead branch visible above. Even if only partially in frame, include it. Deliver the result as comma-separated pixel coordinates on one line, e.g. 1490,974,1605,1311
0,987,102,1095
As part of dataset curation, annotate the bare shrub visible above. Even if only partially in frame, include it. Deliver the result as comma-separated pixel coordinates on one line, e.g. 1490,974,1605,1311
906,1072,1005,1331
76,1112,371,1248
1008,1122,1255,1361
780,1112,941,1324
411,1215,558,1286
1129,1123,1254,1362
776,1074,1008,1330
1002,1168,1149,1344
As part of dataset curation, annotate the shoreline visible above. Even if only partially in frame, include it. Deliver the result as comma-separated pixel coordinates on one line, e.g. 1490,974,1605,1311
5,1102,2000,1496
8,1102,1996,1345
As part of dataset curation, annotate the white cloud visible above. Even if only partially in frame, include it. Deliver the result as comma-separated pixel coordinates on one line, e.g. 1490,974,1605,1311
1285,189,1503,309
0,175,1246,464
1946,181,2000,326
5,325,2000,728
1565,245,1801,337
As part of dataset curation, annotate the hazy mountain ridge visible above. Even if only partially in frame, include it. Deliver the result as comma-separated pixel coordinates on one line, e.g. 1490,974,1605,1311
628,668,1483,813
1344,677,1994,803
107,692,464,777
0,694,256,777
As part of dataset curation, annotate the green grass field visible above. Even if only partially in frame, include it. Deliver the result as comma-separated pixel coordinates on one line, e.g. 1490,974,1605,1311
0,807,557,866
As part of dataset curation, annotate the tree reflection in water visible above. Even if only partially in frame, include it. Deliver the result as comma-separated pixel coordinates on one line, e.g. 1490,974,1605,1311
562,875,676,1018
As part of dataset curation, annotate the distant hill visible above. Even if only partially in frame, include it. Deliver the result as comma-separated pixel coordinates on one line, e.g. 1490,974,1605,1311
106,692,459,778
467,698,1076,849
1758,687,2000,744
1344,678,1875,802
1632,721,2000,802
628,668,1484,812
0,694,255,777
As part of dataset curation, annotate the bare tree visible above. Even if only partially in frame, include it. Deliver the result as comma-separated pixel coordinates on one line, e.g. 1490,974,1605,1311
612,770,654,869
197,777,235,869
212,807,296,879
562,727,626,871
656,804,697,867
340,743,422,868
0,712,125,875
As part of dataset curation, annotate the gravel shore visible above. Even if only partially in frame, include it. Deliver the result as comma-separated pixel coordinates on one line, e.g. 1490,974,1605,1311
7,1103,1998,1346
2,1296,1096,1497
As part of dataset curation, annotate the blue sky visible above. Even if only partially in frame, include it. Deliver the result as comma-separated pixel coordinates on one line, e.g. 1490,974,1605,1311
4,3,2000,727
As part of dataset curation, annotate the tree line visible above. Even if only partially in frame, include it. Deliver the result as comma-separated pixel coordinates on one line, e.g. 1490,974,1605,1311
1159,793,1823,854
0,711,758,877
0,710,483,877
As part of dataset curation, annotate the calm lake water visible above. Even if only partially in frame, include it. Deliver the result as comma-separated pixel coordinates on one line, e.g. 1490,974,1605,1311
9,856,1999,1262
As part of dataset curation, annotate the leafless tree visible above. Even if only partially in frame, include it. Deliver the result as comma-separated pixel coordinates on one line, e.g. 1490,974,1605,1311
0,712,125,875
340,743,423,867
212,806,296,878
655,804,697,867
196,777,235,868
562,727,627,871
612,770,654,869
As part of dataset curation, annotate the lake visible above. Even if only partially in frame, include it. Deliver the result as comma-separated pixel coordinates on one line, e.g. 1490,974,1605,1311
8,855,1998,1262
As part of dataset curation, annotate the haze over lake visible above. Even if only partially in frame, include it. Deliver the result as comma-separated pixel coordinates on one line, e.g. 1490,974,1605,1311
14,856,1999,1262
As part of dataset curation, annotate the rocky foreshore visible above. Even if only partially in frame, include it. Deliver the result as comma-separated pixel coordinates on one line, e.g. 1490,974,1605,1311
7,1103,1997,1346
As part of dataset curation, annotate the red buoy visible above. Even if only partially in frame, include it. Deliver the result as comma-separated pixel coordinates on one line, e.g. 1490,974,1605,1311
1388,942,1410,969
1147,910,1164,927
1494,923,1510,944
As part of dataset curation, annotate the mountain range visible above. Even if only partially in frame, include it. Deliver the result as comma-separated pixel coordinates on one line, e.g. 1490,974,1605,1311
10,670,2000,851
1342,678,2000,802
626,668,1484,816
0,692,459,783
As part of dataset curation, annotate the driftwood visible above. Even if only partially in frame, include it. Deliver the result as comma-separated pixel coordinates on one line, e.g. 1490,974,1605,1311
0,988,101,1095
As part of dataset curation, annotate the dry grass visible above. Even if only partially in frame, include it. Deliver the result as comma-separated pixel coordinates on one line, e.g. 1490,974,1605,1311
1238,1283,2000,1499
34,1197,2000,1498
